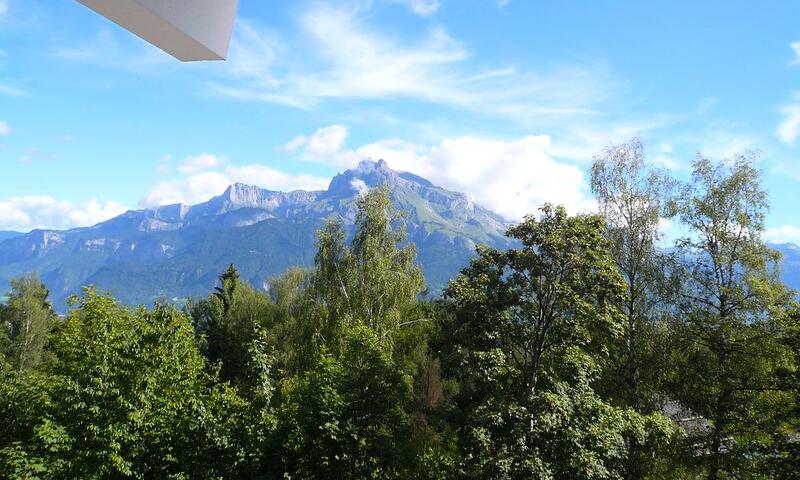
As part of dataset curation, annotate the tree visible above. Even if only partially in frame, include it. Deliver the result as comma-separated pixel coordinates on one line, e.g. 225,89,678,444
590,138,677,479
190,264,275,386
443,205,674,479
0,289,260,478
214,263,240,315
269,186,432,478
0,274,57,371
772,305,800,478
312,186,426,348
277,325,412,479
672,154,793,479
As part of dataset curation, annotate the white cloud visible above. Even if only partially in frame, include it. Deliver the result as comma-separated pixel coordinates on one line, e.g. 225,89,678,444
141,171,231,207
350,178,369,196
765,224,800,244
790,41,800,65
285,125,593,219
653,155,680,170
140,164,330,207
55,28,173,75
363,135,593,219
210,5,615,123
281,124,355,166
778,94,800,145
0,0,7,17
0,196,128,231
392,0,440,16
224,164,330,192
0,121,9,136
178,153,224,174
0,83,25,96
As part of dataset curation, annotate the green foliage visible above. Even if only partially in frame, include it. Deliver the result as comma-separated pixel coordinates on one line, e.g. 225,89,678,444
443,205,676,479
0,289,259,479
0,274,56,371
276,325,412,479
1,147,797,479
591,138,681,479
670,154,795,479
190,265,275,387
312,186,426,348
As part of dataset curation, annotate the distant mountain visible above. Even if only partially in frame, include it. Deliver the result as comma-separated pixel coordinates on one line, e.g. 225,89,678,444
0,160,513,311
769,242,800,293
0,231,22,242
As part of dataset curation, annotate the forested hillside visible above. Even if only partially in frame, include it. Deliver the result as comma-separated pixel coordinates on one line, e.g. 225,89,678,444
0,142,798,479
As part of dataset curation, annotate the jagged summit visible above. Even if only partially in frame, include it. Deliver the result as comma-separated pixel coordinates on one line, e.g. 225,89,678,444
0,159,512,310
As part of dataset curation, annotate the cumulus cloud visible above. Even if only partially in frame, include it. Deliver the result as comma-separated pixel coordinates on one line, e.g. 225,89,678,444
285,125,593,219
141,171,231,207
764,225,800,244
350,178,369,196
282,124,349,157
778,94,800,145
0,121,9,136
364,136,593,219
281,125,355,166
178,153,224,174
0,196,128,232
140,164,330,207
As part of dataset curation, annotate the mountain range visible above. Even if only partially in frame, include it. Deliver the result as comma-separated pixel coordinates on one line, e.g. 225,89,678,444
1,159,799,312
0,160,513,311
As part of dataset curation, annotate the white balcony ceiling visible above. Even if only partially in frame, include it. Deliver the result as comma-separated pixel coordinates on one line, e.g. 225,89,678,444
76,0,239,61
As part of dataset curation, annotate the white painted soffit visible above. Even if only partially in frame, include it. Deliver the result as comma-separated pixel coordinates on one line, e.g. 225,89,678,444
76,0,239,62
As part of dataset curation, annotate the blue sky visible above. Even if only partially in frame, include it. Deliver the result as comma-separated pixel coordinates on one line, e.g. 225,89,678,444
2,0,800,242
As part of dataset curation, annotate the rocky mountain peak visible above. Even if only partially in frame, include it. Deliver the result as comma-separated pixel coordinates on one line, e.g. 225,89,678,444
325,159,402,198
223,183,267,206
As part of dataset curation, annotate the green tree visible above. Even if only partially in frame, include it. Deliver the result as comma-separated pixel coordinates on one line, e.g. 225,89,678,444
214,263,240,315
190,265,275,386
0,274,57,371
591,138,678,479
269,186,432,478
0,289,259,479
312,186,425,348
672,154,793,479
443,205,674,479
277,325,412,479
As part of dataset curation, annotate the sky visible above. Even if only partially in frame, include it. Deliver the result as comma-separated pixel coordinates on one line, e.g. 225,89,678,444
2,0,800,242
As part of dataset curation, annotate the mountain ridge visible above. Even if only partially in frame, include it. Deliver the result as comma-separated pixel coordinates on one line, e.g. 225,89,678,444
2,160,798,311
0,160,512,310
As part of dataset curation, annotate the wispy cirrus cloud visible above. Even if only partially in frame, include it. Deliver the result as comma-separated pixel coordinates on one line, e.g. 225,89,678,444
54,28,174,75
777,92,800,145
209,2,618,124
0,82,24,96
390,0,440,16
